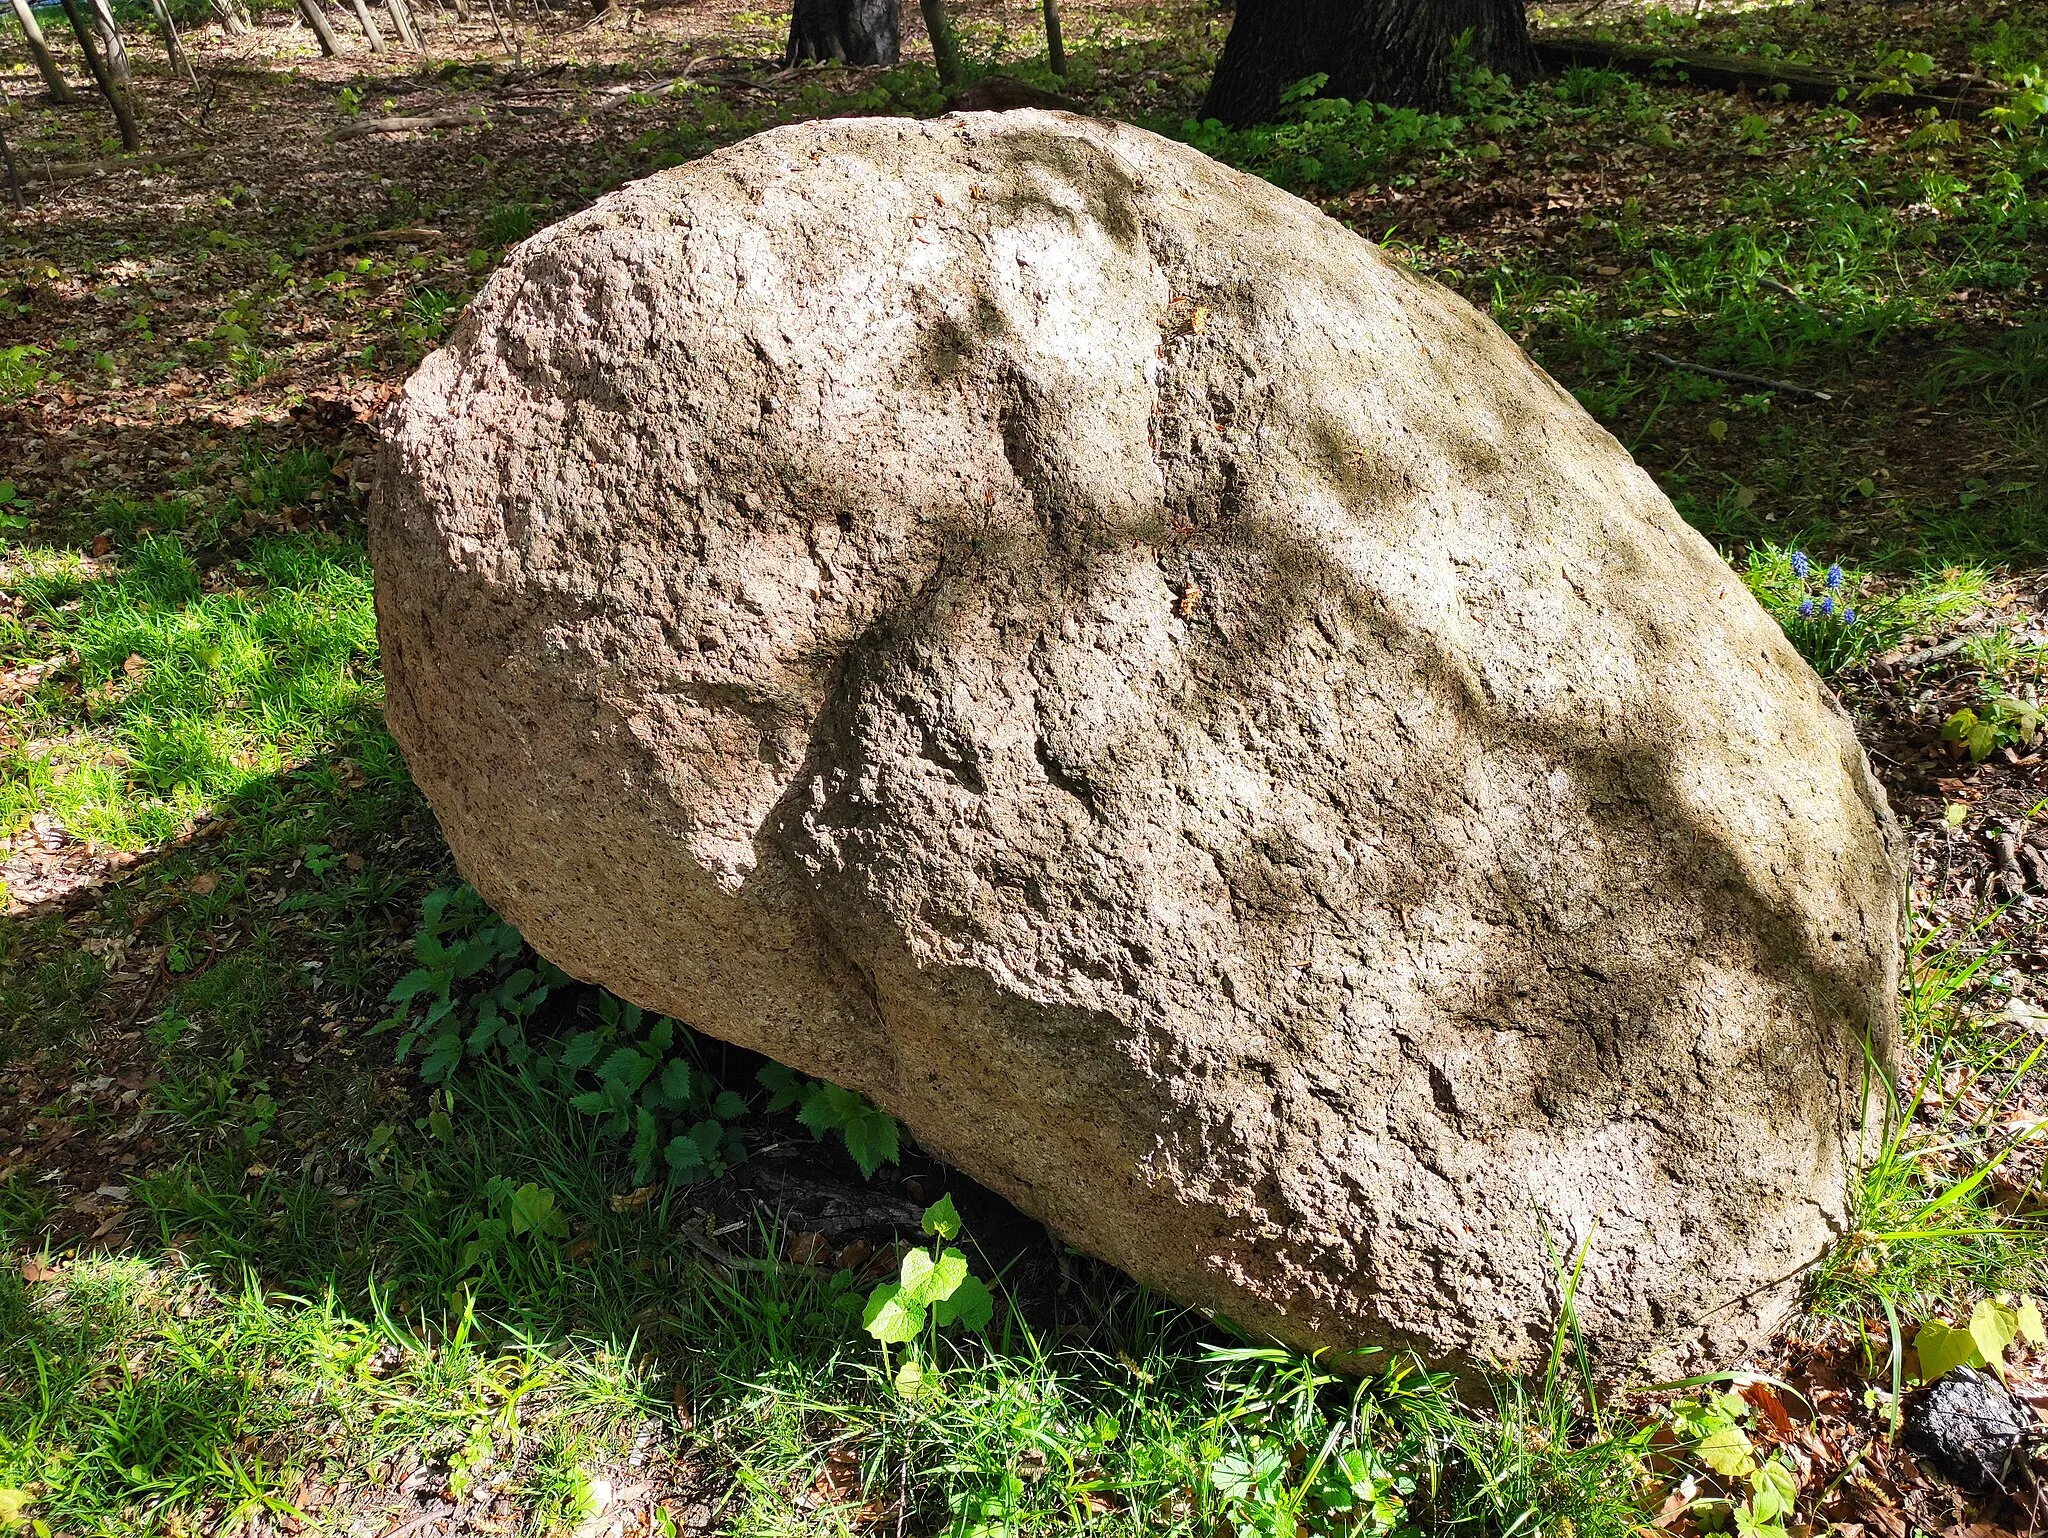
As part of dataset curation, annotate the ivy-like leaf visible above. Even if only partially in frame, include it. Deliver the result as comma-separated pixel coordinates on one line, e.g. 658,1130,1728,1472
1695,1423,1757,1479
922,1193,962,1241
933,1274,993,1332
1970,1298,2022,1381
1915,1318,1982,1382
863,1282,924,1344
898,1248,938,1305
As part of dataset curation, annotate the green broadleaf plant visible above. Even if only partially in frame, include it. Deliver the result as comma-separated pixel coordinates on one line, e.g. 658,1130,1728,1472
862,1197,996,1393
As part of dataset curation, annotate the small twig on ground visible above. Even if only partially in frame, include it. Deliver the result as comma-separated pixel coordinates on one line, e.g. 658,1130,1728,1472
675,1217,827,1276
300,225,443,256
1647,351,1831,400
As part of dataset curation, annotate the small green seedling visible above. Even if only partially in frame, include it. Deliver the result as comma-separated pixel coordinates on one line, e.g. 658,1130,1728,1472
862,1194,994,1397
1943,697,2043,762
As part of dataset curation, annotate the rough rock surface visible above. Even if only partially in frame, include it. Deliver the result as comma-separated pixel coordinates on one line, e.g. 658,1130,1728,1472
373,110,1905,1378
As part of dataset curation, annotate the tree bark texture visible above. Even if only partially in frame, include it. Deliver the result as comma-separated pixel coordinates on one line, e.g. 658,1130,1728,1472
298,0,345,54
148,0,196,82
9,0,77,101
387,0,423,52
57,0,140,148
918,0,960,86
783,0,897,67
348,0,388,50
88,0,131,84
210,0,248,34
1202,0,1531,127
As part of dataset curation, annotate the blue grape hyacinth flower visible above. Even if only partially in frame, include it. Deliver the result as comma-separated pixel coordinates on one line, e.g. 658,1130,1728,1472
1841,607,1856,625
1791,551,1811,578
1826,563,1844,590
1820,594,1835,617
1799,598,1815,618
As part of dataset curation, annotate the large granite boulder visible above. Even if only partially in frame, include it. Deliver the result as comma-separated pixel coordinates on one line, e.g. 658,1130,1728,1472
372,110,1904,1378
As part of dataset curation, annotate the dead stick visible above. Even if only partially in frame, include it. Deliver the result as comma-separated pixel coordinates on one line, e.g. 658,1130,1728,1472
300,224,441,255
1647,351,1830,401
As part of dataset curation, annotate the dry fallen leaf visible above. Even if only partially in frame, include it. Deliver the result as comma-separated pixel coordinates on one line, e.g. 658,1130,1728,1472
190,872,218,895
21,1257,60,1283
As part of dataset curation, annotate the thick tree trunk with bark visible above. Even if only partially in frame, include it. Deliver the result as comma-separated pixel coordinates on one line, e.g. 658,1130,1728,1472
210,0,248,34
57,0,139,148
1202,0,1531,127
9,0,77,101
783,0,897,66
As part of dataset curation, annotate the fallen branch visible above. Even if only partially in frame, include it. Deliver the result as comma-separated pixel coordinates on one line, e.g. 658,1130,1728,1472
1647,351,1831,401
300,225,443,257
1870,634,1974,672
327,109,486,138
1533,36,2000,118
40,146,204,180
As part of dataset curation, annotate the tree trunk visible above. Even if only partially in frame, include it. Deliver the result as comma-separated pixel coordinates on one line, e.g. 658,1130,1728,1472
0,100,23,206
386,0,422,51
1043,0,1063,75
298,0,345,53
783,0,897,66
1201,0,1531,127
88,0,132,85
57,0,140,148
347,0,387,50
210,0,247,33
9,0,78,101
148,0,197,82
917,0,959,86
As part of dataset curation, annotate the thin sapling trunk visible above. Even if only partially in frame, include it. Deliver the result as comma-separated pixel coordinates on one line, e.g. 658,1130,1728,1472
347,0,388,51
57,0,140,148
298,0,345,55
88,0,132,85
9,0,78,102
1042,0,1063,75
919,0,960,88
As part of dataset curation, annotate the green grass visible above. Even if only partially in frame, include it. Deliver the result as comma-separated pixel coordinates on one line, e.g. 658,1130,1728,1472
0,453,379,854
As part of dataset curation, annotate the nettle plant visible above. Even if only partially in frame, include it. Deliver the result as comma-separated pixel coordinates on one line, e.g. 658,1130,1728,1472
861,1194,996,1398
384,885,902,1186
559,997,748,1184
759,1062,901,1179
